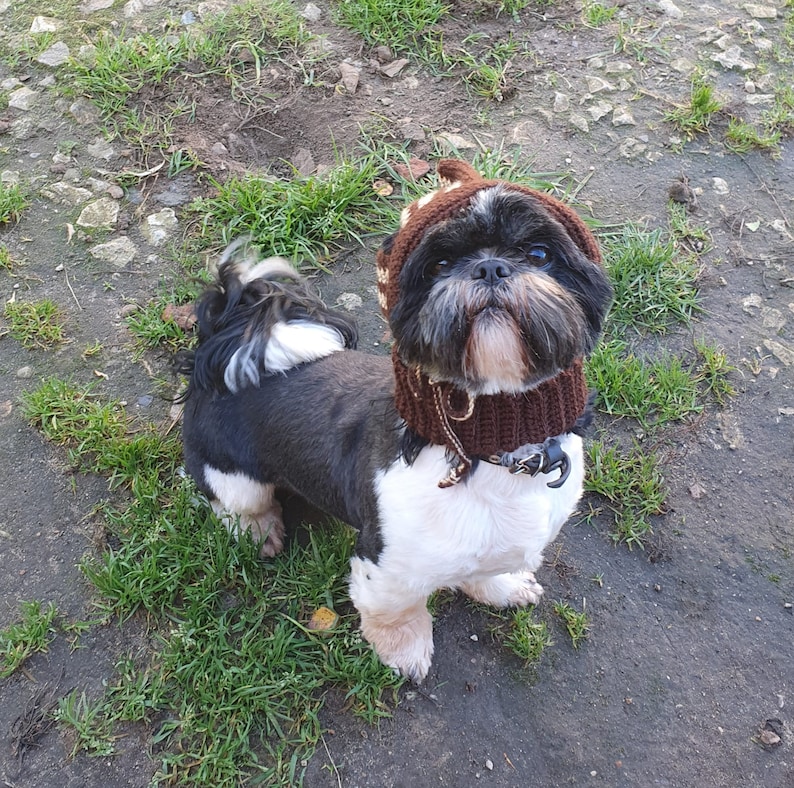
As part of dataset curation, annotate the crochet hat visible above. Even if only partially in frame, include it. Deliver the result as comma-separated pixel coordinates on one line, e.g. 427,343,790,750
376,159,601,319
376,159,603,486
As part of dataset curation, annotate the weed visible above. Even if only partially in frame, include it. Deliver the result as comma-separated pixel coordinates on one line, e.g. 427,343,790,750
667,201,712,254
724,117,782,153
3,299,66,349
167,147,205,177
55,691,117,757
0,600,59,678
0,181,29,223
553,601,589,648
601,224,700,335
192,155,395,264
664,73,723,137
0,245,15,272
693,339,736,404
125,282,202,356
585,440,667,548
457,37,519,101
582,0,618,28
504,609,553,663
333,0,450,54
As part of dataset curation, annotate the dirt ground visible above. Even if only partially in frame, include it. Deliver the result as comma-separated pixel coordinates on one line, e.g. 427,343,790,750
1,0,793,786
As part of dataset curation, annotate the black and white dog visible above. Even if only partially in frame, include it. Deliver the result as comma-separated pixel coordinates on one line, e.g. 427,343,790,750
180,160,612,681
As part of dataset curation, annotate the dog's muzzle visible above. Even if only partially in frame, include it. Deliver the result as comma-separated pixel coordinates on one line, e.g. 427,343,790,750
484,437,571,488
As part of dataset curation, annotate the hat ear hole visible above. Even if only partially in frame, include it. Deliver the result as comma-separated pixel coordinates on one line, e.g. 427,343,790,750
436,159,483,188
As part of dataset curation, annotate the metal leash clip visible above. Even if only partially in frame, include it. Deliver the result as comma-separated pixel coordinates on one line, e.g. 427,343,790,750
503,437,572,488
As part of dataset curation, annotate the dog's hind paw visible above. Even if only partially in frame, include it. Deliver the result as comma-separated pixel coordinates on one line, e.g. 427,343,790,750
460,571,544,608
359,607,434,683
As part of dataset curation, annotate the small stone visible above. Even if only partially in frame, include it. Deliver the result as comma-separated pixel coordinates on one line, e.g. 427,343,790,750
336,292,363,311
670,57,696,74
86,138,116,161
570,113,590,133
77,44,97,65
711,46,755,71
619,137,647,158
107,184,124,200
41,182,93,206
37,41,70,67
16,366,34,380
658,0,683,18
380,58,409,78
1,78,22,91
89,236,137,267
612,107,636,126
393,157,430,181
744,80,756,93
292,147,315,176
711,177,729,195
764,339,794,366
69,98,100,125
553,92,570,112
586,75,616,93
137,395,154,408
604,61,633,74
80,0,115,9
744,4,777,18
8,87,38,111
30,16,61,33
485,759,494,771
435,132,477,152
587,100,613,121
77,197,120,228
373,45,392,63
119,303,140,318
301,2,322,21
141,208,178,247
338,61,360,94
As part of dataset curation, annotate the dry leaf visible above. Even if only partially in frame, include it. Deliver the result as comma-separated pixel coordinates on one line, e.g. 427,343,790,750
307,606,339,632
372,179,393,197
162,303,197,331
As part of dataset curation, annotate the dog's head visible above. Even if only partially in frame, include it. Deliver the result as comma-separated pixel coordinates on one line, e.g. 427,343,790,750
377,160,612,396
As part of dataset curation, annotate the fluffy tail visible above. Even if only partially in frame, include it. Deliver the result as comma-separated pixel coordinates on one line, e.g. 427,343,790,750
181,239,358,395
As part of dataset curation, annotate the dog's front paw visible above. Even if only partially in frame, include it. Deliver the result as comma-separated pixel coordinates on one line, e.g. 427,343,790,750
461,571,544,608
359,608,434,683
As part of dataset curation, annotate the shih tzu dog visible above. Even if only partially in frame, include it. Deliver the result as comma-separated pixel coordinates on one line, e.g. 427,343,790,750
180,159,612,681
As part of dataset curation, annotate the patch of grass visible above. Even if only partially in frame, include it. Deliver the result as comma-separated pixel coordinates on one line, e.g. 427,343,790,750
724,117,782,153
3,299,66,349
0,600,59,678
602,224,700,335
586,339,703,428
503,609,553,664
333,0,450,54
457,37,520,102
0,181,29,224
23,378,403,783
553,601,589,648
0,245,16,272
664,73,723,137
693,339,737,404
667,201,712,254
192,155,395,264
585,440,667,548
581,0,618,28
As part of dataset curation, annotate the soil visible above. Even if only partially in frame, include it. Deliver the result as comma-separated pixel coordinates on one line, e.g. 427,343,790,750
1,1,793,787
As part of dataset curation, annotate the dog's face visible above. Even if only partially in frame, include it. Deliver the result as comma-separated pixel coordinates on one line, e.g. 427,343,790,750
388,186,613,396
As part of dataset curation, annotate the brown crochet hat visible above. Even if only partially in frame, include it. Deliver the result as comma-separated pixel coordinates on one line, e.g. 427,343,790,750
376,158,602,319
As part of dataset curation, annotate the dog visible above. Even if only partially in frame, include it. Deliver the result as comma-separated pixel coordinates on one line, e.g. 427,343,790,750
180,159,612,681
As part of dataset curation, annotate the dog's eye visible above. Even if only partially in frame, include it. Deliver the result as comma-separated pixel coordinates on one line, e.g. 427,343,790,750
432,259,450,275
528,245,550,265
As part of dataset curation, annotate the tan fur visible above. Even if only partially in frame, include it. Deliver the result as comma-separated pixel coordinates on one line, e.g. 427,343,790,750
464,311,529,393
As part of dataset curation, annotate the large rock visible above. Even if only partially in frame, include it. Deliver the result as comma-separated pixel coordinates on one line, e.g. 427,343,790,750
141,208,178,247
89,236,138,268
77,197,120,228
37,42,70,67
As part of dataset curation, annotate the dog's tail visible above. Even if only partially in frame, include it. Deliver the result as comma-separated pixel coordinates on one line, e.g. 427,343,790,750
180,239,358,394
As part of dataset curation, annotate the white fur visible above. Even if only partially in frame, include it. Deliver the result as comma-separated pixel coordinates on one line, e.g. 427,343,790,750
224,321,347,392
348,432,585,680
203,466,285,557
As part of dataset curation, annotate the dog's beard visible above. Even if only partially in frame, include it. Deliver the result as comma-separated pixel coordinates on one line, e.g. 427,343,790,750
412,272,589,395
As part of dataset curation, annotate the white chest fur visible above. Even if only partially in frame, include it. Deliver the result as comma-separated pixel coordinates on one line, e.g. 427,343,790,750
373,433,585,594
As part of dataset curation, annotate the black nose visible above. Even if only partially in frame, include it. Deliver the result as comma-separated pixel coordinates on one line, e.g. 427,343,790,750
472,258,511,284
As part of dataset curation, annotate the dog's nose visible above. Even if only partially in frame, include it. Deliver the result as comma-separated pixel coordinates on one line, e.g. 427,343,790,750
472,258,511,284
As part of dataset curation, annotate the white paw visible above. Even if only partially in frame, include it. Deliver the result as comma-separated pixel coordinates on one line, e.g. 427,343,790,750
359,608,434,683
504,571,544,606
461,571,544,607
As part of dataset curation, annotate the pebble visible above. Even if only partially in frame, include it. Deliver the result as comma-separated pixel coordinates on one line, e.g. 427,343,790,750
41,182,93,206
69,98,100,125
585,75,616,93
16,366,34,380
8,87,38,111
553,92,571,112
37,41,70,67
604,61,633,74
711,177,729,195
587,100,613,121
744,3,777,18
658,0,683,19
336,293,363,311
30,16,61,33
301,2,322,21
86,138,116,160
570,113,590,133
612,107,636,126
670,57,696,73
141,208,178,247
119,303,140,318
711,46,755,71
77,197,120,228
89,236,138,268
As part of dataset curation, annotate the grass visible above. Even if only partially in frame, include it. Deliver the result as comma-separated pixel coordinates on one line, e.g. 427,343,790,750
584,441,667,548
0,245,15,272
581,0,618,28
601,224,701,335
191,155,396,264
503,609,553,664
3,299,66,349
0,181,29,223
20,378,402,785
553,601,589,648
0,600,59,678
664,73,723,137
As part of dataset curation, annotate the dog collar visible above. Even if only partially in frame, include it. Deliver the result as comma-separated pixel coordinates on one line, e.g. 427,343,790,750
482,437,572,488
